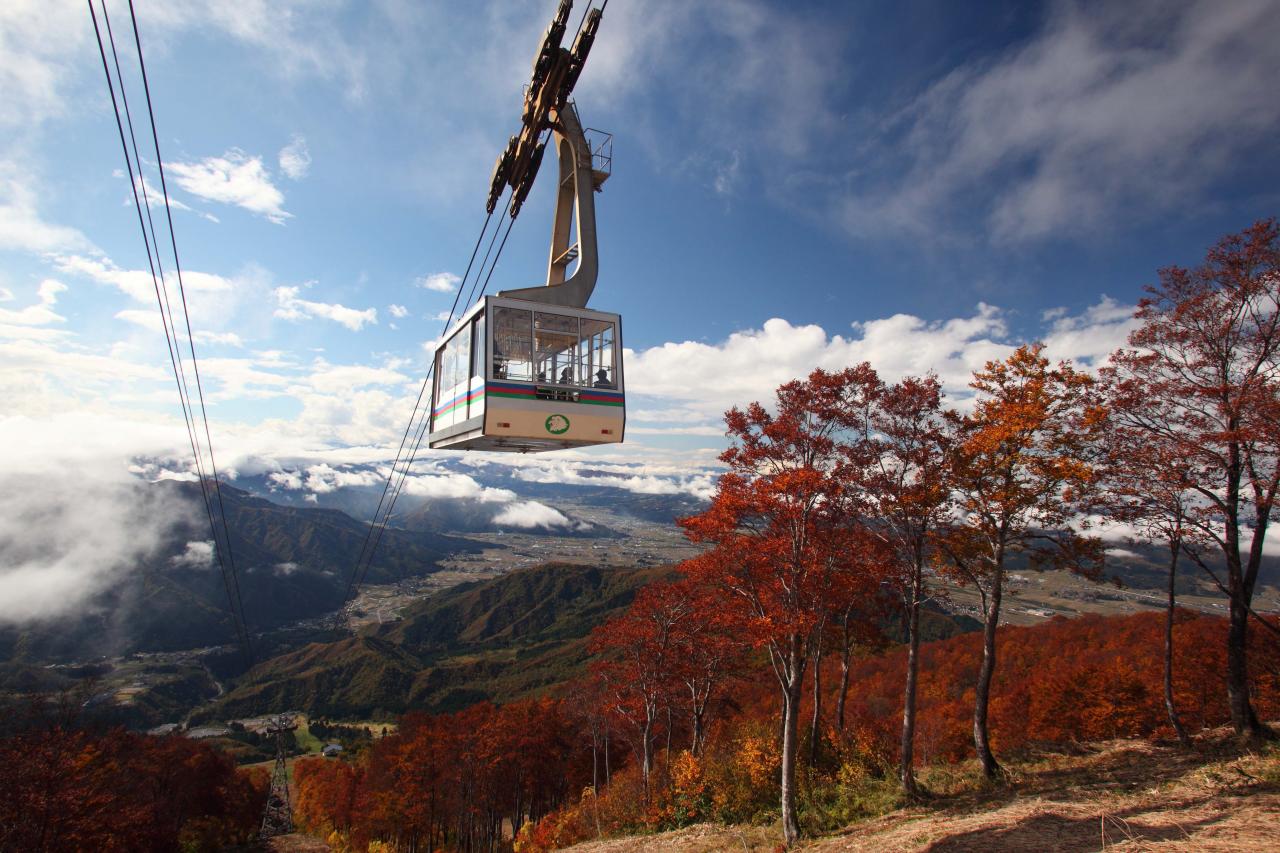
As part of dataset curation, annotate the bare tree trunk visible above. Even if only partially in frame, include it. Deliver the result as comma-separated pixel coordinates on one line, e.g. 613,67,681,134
1221,463,1267,739
591,734,599,796
1225,593,1265,736
900,564,923,795
780,668,803,846
809,630,824,766
665,705,673,767
973,564,1003,779
836,636,852,731
1165,540,1191,747
641,716,654,799
690,695,705,758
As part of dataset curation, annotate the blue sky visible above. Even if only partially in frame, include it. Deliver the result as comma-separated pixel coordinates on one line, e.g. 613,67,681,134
3,0,1280,490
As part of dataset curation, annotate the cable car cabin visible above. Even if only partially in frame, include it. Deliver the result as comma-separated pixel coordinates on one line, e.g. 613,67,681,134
428,295,624,452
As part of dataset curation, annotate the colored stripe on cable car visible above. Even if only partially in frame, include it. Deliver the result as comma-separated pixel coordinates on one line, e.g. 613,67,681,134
432,387,485,417
486,382,624,406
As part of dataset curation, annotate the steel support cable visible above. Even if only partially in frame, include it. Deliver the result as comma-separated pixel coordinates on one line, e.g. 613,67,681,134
352,210,519,598
571,0,592,42
571,1,609,47
473,209,518,306
347,203,506,599
100,2,246,654
349,198,519,600
343,208,496,602
460,206,509,313
88,1,252,665
104,0,252,666
462,123,551,312
125,0,253,662
353,3,610,602
102,2,211,500
343,209,494,596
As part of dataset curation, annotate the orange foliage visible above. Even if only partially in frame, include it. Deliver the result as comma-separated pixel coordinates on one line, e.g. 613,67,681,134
0,708,266,851
294,698,587,852
839,611,1280,765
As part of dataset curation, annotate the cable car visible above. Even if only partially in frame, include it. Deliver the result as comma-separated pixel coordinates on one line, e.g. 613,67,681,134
428,2,622,453
428,295,623,452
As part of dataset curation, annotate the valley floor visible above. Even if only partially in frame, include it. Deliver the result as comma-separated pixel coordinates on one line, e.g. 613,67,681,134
562,727,1280,852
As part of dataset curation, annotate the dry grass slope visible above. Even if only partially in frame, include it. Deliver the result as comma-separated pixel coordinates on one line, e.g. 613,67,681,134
563,726,1280,852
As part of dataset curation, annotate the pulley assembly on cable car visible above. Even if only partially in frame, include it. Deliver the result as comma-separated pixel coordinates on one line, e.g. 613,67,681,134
429,0,622,453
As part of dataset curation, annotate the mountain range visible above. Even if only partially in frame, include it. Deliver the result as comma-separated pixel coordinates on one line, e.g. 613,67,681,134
0,479,477,666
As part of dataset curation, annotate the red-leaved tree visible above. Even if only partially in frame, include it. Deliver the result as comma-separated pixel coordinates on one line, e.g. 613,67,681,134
941,344,1106,778
1106,219,1280,739
681,366,887,844
864,373,954,794
1096,381,1204,746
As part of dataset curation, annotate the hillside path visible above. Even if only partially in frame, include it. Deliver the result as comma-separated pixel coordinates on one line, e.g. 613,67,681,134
563,732,1280,852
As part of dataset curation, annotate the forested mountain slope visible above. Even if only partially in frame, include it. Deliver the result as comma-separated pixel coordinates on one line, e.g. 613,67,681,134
0,481,474,665
203,562,676,719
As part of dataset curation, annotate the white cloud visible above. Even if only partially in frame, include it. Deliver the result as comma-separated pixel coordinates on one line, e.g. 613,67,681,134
0,323,71,343
273,561,301,576
56,253,235,306
397,472,516,503
626,298,1135,430
194,330,245,347
168,150,291,224
278,135,311,180
274,285,377,330
583,0,840,162
0,294,1141,523
0,279,66,326
130,173,220,223
512,460,716,500
0,167,93,253
0,1,88,129
493,500,574,530
114,309,244,347
0,466,194,624
0,338,166,388
171,539,215,570
713,150,742,197
388,304,409,318
0,287,12,302
1041,296,1138,369
417,272,460,293
836,0,1280,242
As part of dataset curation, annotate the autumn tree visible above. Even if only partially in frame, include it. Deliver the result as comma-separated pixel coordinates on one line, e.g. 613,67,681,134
1107,219,1280,739
0,700,264,851
661,578,746,758
864,374,954,794
829,599,886,733
941,344,1105,778
589,583,686,796
681,366,886,845
563,675,615,803
1096,384,1203,746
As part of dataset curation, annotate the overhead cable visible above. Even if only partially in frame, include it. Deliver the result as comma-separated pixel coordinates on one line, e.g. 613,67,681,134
88,0,253,666
343,206,500,602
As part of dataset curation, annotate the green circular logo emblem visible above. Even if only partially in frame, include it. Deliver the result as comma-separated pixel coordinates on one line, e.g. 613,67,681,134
545,414,570,435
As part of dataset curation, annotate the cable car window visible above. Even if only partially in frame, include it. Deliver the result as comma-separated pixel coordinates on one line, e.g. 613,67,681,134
535,312,580,385
431,348,444,423
580,318,615,388
471,312,486,379
443,323,471,391
493,306,533,381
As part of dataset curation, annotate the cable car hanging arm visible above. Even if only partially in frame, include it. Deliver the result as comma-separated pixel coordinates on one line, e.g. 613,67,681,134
485,1,610,310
